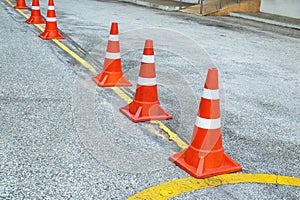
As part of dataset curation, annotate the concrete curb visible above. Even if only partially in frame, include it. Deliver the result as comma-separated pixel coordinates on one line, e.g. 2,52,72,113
230,12,300,30
121,0,182,11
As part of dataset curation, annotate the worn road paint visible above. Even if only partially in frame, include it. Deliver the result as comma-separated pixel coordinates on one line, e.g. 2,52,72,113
128,174,300,199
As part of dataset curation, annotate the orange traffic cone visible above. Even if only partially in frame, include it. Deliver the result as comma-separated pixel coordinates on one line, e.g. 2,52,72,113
169,68,242,178
26,0,46,24
39,0,64,40
120,39,172,122
93,22,131,87
14,0,28,9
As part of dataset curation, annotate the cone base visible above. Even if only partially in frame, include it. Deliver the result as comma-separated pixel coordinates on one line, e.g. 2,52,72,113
120,104,173,122
170,151,242,179
92,74,132,87
14,6,28,9
26,16,46,24
39,30,64,40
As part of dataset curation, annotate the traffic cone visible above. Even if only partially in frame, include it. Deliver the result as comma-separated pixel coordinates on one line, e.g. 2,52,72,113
39,0,64,40
14,0,28,9
169,68,242,178
26,0,46,24
120,39,172,122
93,22,131,87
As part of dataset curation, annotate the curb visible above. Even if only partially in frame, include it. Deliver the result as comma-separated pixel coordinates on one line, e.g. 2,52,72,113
121,0,183,11
230,12,300,30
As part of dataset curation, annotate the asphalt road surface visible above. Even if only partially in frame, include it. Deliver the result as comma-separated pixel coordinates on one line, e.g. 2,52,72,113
1,0,299,199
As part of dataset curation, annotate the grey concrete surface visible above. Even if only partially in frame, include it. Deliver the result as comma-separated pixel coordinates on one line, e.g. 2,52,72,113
121,0,196,11
1,0,300,199
230,12,300,30
260,0,300,19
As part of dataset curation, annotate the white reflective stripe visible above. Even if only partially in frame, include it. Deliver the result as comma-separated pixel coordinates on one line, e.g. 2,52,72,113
31,6,40,10
195,116,221,129
105,52,120,59
142,55,154,63
202,88,219,100
137,77,156,86
48,6,55,10
47,17,56,22
109,35,119,41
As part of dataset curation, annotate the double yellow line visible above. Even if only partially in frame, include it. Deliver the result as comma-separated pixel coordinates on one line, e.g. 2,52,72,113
6,0,188,149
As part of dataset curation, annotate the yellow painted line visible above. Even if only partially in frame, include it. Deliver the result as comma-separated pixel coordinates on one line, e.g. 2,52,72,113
150,120,188,149
112,87,133,104
120,87,134,98
34,24,44,32
5,0,187,149
5,0,14,6
145,124,169,141
52,39,97,73
128,174,300,199
6,0,97,73
6,0,28,19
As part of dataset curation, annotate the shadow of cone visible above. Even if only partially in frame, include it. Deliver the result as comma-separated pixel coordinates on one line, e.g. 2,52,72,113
14,0,28,9
169,68,242,178
93,22,131,87
39,0,64,40
26,0,46,24
119,39,172,122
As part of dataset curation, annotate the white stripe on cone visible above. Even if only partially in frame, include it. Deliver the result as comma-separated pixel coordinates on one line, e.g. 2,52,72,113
31,6,40,10
202,88,219,100
105,52,121,59
142,55,154,63
48,6,55,10
195,116,221,129
47,17,56,22
137,77,156,86
109,35,119,41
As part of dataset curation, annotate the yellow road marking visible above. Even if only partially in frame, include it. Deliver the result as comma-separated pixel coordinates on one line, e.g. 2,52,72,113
145,124,169,141
120,87,134,98
52,39,97,73
112,87,133,104
150,121,188,149
6,0,97,73
6,0,28,18
5,0,13,6
128,174,300,199
5,0,187,149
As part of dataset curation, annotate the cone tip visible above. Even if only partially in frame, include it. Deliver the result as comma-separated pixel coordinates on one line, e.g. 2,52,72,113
110,22,119,35
209,68,218,72
144,39,153,48
205,68,219,89
48,0,54,6
32,0,40,6
143,39,154,55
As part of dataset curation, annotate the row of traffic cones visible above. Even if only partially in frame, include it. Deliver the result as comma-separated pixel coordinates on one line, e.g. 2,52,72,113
16,0,64,40
93,23,172,122
93,22,242,178
14,0,242,179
